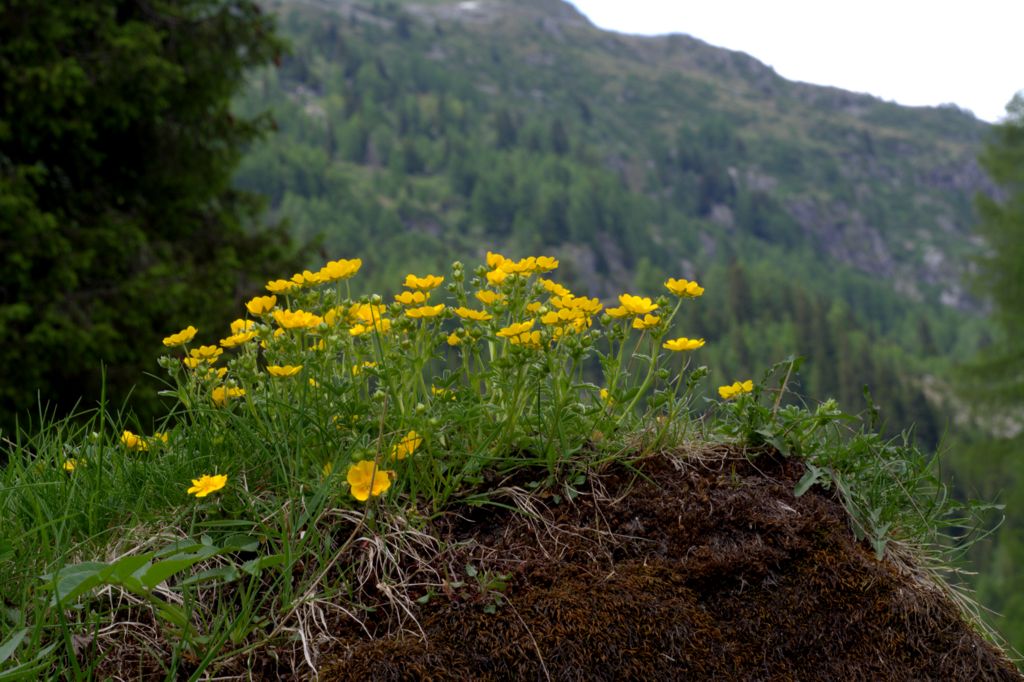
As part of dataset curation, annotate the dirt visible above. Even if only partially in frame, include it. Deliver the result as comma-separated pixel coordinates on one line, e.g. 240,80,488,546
320,445,1022,681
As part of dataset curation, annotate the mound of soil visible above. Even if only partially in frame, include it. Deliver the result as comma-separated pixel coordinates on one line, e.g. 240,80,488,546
321,447,1021,680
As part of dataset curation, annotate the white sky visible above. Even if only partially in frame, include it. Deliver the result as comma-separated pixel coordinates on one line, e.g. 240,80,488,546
568,0,1022,123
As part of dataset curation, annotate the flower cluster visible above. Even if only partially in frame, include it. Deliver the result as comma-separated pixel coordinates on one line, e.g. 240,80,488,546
156,251,721,504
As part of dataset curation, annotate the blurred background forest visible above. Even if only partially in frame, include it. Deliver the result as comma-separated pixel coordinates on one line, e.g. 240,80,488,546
1,0,1022,654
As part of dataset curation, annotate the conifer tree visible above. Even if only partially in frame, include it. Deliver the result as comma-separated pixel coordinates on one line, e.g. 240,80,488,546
0,1,301,427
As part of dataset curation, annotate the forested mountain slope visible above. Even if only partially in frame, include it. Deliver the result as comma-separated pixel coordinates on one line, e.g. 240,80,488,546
235,0,994,445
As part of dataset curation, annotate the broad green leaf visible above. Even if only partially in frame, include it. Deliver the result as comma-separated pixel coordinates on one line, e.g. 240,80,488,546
240,554,284,575
0,628,28,665
179,566,240,587
140,546,221,589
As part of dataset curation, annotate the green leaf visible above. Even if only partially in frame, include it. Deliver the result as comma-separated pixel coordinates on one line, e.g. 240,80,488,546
0,628,28,666
240,554,284,575
794,466,822,498
179,566,240,587
45,562,113,606
140,546,221,589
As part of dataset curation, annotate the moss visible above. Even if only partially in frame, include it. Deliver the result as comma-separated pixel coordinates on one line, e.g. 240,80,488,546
320,448,1021,680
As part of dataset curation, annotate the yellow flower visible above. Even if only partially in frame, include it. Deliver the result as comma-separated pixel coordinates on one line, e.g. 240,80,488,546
662,337,706,352
541,308,585,326
349,303,388,325
665,278,704,298
220,331,257,348
617,294,659,315
718,380,754,400
485,268,508,285
322,461,334,478
447,332,462,346
350,319,392,336
290,270,324,287
266,279,298,294
390,430,423,460
631,314,661,330
351,361,377,376
121,430,149,451
540,279,571,297
486,251,506,268
534,256,559,272
273,309,323,330
394,290,429,306
309,378,320,388
267,365,302,378
163,325,198,347
318,257,362,282
475,290,505,306
230,319,256,334
406,304,445,319
599,388,612,404
63,458,80,472
153,432,170,444
508,330,542,349
403,273,444,291
605,306,629,318
526,301,542,313
310,339,326,351
245,295,277,315
189,345,223,363
347,460,395,501
432,385,455,400
551,295,602,315
187,473,227,498
211,386,245,407
453,306,492,321
497,320,535,338
323,306,345,326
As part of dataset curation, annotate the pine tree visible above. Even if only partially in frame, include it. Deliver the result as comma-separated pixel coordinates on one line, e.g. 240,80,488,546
0,1,302,427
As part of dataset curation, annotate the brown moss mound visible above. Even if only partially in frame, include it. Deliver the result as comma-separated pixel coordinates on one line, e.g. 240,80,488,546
321,447,1021,680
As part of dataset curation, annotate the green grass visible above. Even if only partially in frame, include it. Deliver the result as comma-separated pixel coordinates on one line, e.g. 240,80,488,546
0,253,996,678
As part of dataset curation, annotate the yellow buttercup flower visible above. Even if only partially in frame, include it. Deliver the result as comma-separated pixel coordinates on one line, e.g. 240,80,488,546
273,309,323,330
617,294,659,316
350,319,392,336
662,337,706,352
394,290,429,306
447,332,462,346
486,251,506,268
266,279,298,294
719,380,754,400
485,268,508,285
153,432,170,444
245,295,277,315
211,386,245,407
600,388,613,404
230,319,256,334
665,278,704,298
352,361,377,376
63,458,80,472
539,279,570,297
187,473,227,498
631,314,661,330
190,345,223,363
497,320,535,338
475,290,505,306
526,301,542,313
453,306,492,321
290,270,324,287
347,460,395,501
406,304,445,319
267,365,302,378
390,430,423,460
318,258,362,282
403,273,444,291
534,256,559,272
220,331,257,348
509,330,542,349
163,325,198,347
605,306,629,318
121,430,149,451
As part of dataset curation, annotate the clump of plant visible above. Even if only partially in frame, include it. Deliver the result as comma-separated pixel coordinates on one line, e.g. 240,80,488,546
0,251,997,677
